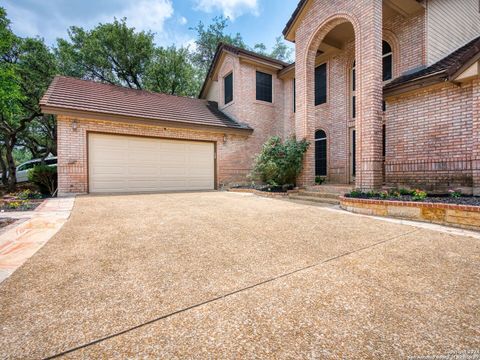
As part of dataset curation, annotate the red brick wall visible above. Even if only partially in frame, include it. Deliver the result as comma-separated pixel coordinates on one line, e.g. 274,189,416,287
56,115,250,194
385,82,476,192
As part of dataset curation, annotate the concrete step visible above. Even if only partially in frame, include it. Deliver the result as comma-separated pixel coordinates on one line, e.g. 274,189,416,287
288,194,340,205
296,191,341,200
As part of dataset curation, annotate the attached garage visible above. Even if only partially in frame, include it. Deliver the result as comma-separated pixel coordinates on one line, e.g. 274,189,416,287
88,133,215,193
39,76,252,195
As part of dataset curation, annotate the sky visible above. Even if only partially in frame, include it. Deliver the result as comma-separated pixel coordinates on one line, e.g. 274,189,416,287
3,0,298,53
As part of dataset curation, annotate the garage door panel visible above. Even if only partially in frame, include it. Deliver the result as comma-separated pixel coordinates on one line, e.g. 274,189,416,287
88,134,214,193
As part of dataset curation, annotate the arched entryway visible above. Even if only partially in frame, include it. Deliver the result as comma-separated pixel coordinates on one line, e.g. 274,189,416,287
315,130,327,177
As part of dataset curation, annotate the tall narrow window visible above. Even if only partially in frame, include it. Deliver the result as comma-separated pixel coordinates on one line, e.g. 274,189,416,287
256,71,273,103
351,61,356,118
315,63,327,105
293,78,296,113
224,72,233,105
382,41,393,81
315,130,327,176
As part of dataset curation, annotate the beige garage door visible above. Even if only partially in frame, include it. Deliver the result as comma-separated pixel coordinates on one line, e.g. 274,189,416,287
88,133,215,193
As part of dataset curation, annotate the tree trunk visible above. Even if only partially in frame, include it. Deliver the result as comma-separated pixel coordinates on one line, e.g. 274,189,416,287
5,136,17,193
0,147,8,187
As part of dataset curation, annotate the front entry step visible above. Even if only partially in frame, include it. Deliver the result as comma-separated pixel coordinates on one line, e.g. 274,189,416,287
288,193,340,205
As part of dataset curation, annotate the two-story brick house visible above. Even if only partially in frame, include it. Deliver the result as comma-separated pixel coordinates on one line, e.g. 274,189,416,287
42,0,480,195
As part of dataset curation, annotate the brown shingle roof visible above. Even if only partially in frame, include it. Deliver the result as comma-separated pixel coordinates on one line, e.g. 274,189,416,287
282,0,308,38
385,35,480,93
41,76,252,132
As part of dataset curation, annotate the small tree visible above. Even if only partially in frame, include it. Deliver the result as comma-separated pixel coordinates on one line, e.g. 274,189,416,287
251,136,309,186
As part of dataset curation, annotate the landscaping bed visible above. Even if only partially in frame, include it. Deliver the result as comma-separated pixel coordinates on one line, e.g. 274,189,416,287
345,193,480,206
0,217,16,229
341,189,480,231
0,189,46,212
230,184,295,193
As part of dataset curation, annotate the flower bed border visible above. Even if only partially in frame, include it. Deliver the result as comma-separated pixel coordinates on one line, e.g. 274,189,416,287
340,196,480,231
228,188,293,199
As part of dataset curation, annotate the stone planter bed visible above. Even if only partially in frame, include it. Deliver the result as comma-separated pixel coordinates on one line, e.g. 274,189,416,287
228,186,295,198
340,196,480,231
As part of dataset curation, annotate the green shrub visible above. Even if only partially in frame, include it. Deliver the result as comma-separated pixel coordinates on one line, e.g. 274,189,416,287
412,189,427,201
251,136,309,186
347,189,364,198
399,188,413,196
315,176,325,185
16,189,42,200
449,190,461,198
28,165,57,196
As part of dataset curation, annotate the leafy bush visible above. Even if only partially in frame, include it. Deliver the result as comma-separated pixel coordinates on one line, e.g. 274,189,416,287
412,189,427,201
449,190,462,198
251,136,309,186
16,189,42,200
28,165,57,196
399,188,413,196
315,176,325,185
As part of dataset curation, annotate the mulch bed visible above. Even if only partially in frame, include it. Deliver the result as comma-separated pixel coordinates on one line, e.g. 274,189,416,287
0,199,43,212
0,217,16,229
231,184,295,193
345,194,480,207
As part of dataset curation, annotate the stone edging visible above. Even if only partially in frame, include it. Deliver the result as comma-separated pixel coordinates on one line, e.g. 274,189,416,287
340,196,480,231
228,188,291,198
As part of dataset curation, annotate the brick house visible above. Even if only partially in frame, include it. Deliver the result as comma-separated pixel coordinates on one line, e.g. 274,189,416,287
41,0,480,195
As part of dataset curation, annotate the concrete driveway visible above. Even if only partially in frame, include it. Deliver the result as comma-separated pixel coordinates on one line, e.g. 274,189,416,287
0,192,478,359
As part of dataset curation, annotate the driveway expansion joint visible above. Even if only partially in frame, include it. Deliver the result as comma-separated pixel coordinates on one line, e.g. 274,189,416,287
42,227,420,360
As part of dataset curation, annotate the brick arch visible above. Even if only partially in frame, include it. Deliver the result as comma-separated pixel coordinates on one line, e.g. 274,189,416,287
297,13,361,185
382,29,400,78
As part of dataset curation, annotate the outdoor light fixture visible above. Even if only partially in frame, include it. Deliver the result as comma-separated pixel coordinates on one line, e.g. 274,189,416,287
223,134,228,143
72,120,78,131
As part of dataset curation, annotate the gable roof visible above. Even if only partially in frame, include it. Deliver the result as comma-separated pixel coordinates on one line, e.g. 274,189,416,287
283,0,309,40
384,35,480,95
41,76,252,134
199,43,291,98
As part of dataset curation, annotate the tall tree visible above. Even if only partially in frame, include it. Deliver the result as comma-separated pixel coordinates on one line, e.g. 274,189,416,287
270,36,293,62
144,46,201,97
190,16,247,76
56,18,154,89
0,8,56,190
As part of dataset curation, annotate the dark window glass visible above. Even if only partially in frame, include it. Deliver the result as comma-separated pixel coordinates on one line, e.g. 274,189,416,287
382,41,392,81
315,130,327,176
352,63,356,92
224,73,233,104
46,158,57,165
315,63,327,105
293,78,296,113
352,95,356,119
382,100,386,112
256,71,272,103
382,124,386,157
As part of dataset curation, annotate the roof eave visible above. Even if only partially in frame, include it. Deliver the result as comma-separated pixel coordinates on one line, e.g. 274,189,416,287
383,72,448,98
41,105,254,136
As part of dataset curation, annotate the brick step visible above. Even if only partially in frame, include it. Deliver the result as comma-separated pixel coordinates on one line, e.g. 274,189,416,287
296,191,340,200
288,194,340,205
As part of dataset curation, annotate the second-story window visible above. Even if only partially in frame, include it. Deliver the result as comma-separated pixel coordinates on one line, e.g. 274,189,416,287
351,60,356,118
256,71,273,103
224,72,233,105
382,41,393,81
315,63,327,106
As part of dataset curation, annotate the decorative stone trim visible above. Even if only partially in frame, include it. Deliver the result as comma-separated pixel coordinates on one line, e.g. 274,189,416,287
340,196,480,231
228,188,291,198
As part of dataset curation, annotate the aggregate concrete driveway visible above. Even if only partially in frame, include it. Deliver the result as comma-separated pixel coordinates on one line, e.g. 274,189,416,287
0,192,479,359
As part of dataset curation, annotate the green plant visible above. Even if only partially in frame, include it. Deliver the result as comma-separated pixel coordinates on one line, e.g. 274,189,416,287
347,189,364,198
380,191,389,199
412,189,427,201
449,190,462,198
315,176,325,185
399,188,414,196
389,190,401,198
28,165,57,196
251,136,309,186
5,200,26,209
16,189,42,200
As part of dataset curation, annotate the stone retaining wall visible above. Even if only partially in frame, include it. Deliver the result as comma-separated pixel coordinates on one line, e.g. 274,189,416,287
340,196,480,231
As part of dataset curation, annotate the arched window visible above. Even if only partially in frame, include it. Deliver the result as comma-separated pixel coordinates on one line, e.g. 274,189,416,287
382,41,393,81
315,130,327,177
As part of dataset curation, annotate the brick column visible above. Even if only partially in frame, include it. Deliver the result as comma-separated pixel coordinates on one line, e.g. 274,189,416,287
355,0,384,190
473,79,480,195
